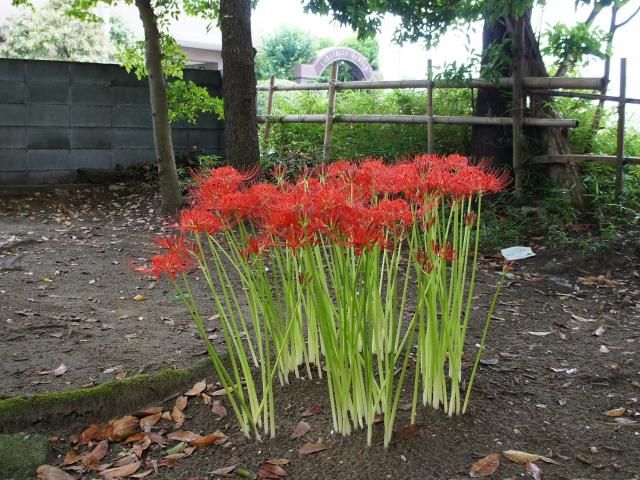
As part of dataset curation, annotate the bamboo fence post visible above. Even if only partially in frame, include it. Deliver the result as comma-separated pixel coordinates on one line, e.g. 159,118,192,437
427,59,434,153
614,58,627,201
322,62,339,162
263,75,276,143
512,15,525,197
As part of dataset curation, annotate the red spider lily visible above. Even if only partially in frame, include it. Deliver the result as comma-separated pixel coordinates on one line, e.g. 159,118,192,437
179,208,224,234
415,249,434,273
432,242,456,262
241,234,273,259
154,234,195,256
216,191,260,222
369,198,413,230
137,251,192,280
271,164,288,187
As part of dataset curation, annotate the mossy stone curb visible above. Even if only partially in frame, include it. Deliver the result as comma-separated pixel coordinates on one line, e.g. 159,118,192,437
0,359,212,432
0,433,49,479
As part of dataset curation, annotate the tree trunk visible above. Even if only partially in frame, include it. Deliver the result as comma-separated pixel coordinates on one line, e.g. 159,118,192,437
470,19,512,167
473,11,587,210
220,0,260,170
135,0,182,215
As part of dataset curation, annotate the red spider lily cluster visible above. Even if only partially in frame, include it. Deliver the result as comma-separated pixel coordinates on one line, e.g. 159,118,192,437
143,154,508,279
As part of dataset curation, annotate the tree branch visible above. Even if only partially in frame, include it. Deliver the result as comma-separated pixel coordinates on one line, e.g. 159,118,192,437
614,3,640,30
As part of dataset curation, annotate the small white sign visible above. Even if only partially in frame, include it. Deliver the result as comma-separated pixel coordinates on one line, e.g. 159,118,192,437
501,246,535,261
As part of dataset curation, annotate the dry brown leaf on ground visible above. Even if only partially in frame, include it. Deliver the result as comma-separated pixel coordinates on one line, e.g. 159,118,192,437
593,325,606,337
298,442,329,455
191,431,228,448
167,431,202,442
393,423,421,441
146,432,167,446
132,406,162,418
290,420,310,439
265,459,290,466
77,423,112,445
212,400,228,419
184,379,207,396
201,393,212,405
175,395,188,411
132,436,152,458
605,407,626,417
301,403,323,417
258,463,287,478
109,416,139,441
130,470,153,479
469,453,500,477
52,363,68,377
133,294,145,301
525,462,543,480
171,406,185,429
37,465,76,480
208,465,237,476
613,417,638,425
111,454,138,468
139,412,161,432
503,450,558,465
63,450,80,465
81,440,109,467
100,460,141,479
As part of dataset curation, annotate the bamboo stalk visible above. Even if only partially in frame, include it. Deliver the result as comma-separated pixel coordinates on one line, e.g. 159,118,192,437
615,58,627,201
531,154,640,165
323,63,339,162
263,75,276,142
512,15,525,197
256,77,604,92
256,114,578,128
427,59,434,153
527,89,640,105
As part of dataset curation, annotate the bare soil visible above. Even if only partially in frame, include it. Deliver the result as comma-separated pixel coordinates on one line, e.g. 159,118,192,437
1,186,639,479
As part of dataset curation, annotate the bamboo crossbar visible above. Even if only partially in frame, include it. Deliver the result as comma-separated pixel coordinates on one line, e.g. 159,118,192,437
256,77,604,92
532,154,640,165
256,114,578,128
529,89,640,105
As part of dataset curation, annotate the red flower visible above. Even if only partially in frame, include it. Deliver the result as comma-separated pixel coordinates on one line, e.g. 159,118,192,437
137,251,192,280
432,242,456,262
179,208,224,234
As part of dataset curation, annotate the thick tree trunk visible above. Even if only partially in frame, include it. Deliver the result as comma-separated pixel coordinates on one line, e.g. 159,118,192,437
135,0,182,215
470,19,512,167
473,11,587,210
220,0,260,170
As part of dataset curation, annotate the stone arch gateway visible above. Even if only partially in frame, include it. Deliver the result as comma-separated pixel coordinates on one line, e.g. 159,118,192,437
294,47,374,83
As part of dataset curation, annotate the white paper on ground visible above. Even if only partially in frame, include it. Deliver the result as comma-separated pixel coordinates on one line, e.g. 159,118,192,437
501,246,535,261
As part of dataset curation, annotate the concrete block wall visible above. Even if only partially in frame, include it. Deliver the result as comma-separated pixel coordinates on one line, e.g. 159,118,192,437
0,59,223,185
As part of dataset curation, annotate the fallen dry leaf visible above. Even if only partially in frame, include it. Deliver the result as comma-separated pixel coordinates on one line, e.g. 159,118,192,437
265,459,290,466
175,396,188,411
469,453,500,477
605,407,626,417
184,380,207,396
111,454,138,468
526,462,543,480
393,423,421,441
110,416,139,441
37,465,75,480
208,465,237,476
132,437,152,458
167,431,201,442
171,406,185,429
212,387,232,396
212,400,228,419
571,314,595,323
77,423,112,445
132,406,162,418
298,442,328,455
82,440,109,468
63,450,80,465
503,450,558,465
122,433,146,444
301,403,323,417
259,463,287,478
592,325,605,337
133,294,145,301
613,417,638,425
527,331,553,336
139,412,161,432
201,393,212,405
191,431,227,448
290,420,310,439
161,411,172,421
52,363,68,377
146,432,166,446
100,460,141,479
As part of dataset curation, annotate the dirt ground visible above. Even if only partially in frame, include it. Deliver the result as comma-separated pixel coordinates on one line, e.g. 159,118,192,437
1,186,639,479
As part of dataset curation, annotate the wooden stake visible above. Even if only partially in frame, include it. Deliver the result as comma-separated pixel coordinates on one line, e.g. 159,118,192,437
512,15,525,197
615,58,627,201
322,62,338,162
427,59,434,153
263,75,276,142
